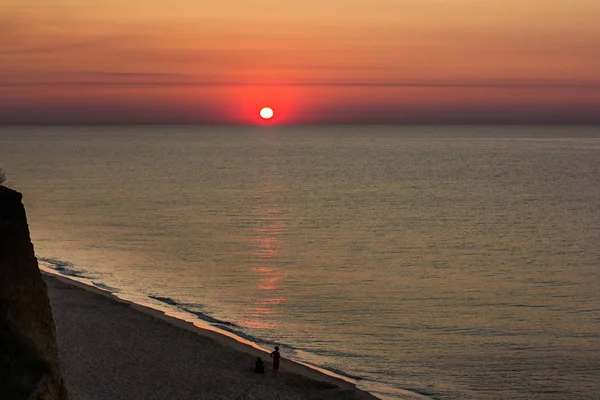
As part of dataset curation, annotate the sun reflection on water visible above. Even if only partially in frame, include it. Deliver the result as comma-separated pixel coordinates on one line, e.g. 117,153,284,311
241,142,288,330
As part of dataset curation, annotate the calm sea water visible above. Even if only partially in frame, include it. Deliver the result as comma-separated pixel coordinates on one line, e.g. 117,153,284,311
1,126,599,399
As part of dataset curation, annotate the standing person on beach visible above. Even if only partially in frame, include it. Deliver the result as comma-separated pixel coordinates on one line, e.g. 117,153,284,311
270,346,281,377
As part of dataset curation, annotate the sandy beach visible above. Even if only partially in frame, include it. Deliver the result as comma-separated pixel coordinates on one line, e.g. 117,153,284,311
44,274,379,400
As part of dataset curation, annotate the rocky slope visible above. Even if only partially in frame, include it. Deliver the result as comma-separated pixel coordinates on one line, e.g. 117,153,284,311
0,185,68,400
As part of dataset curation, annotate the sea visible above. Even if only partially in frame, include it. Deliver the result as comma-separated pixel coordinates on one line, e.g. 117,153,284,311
1,125,599,400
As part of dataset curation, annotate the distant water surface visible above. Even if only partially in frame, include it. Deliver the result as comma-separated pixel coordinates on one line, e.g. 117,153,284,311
1,125,599,400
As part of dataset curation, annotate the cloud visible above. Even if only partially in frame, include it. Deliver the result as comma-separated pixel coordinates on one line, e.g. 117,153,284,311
1,76,599,89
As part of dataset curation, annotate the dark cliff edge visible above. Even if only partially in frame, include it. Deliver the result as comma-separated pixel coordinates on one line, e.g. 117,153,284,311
0,186,68,400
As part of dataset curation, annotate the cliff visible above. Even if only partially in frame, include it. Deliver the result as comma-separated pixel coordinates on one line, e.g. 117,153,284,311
0,185,68,400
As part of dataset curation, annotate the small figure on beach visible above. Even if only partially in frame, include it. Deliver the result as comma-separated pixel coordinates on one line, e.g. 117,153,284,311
254,357,265,374
270,346,281,377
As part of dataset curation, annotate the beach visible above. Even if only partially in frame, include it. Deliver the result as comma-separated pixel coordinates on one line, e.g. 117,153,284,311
44,273,378,400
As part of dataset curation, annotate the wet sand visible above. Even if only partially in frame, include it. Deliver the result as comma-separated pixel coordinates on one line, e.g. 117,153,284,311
44,274,378,400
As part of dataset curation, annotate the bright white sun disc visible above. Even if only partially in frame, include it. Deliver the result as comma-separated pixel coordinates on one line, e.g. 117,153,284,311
260,107,274,119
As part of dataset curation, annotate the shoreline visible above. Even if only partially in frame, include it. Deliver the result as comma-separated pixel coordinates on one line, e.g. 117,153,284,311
43,270,380,400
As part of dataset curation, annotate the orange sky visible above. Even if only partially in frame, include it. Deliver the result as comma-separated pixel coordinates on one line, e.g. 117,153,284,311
1,0,599,124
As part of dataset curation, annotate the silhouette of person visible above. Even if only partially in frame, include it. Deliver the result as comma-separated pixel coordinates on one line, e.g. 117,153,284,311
270,346,281,376
254,357,265,374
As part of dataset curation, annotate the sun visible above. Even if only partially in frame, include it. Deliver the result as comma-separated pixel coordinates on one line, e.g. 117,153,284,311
259,107,274,120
